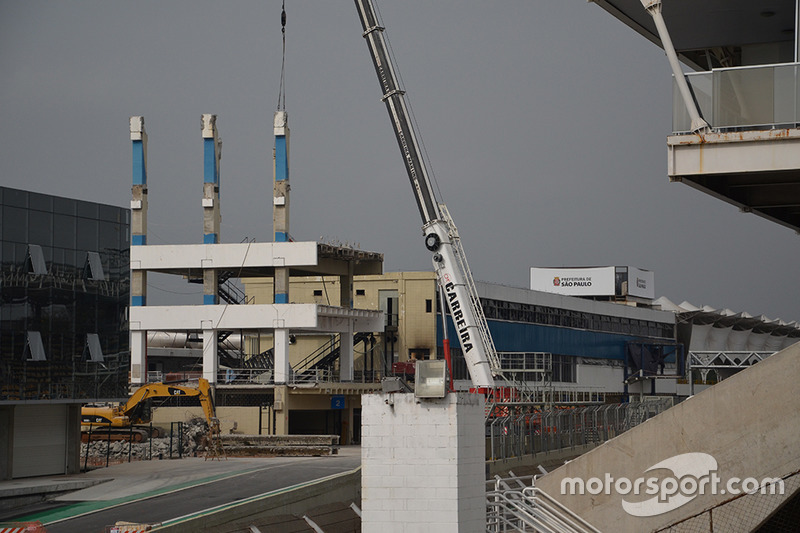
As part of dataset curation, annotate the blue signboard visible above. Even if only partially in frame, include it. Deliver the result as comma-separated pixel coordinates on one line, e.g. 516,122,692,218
331,395,345,410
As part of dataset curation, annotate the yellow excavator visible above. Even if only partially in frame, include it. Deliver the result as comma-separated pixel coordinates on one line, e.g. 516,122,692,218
81,378,219,442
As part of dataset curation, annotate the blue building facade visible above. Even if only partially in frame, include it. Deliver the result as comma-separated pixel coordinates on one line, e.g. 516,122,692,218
440,281,677,397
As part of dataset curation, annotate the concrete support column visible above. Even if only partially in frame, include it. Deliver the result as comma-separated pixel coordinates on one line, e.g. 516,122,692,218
202,114,221,305
339,260,354,310
340,320,354,382
202,328,218,384
129,116,148,253
130,331,147,385
361,393,485,532
273,385,290,435
130,117,148,385
203,269,218,306
339,261,355,382
274,328,291,384
273,111,291,305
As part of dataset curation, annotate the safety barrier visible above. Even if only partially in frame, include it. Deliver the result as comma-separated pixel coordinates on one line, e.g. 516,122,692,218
105,522,160,533
0,522,47,533
486,399,672,461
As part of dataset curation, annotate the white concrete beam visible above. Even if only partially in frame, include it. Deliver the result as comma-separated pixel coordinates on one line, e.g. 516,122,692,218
130,304,383,333
130,242,317,271
668,129,800,176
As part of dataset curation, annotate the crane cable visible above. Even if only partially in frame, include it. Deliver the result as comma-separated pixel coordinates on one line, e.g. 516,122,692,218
277,1,287,110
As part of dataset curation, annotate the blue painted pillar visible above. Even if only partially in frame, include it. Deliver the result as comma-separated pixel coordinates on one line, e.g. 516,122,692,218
130,115,148,307
130,116,148,384
273,111,290,304
273,111,291,384
201,114,221,305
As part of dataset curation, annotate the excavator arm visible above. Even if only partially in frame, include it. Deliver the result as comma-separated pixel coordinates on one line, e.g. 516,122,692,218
82,379,218,434
120,379,216,425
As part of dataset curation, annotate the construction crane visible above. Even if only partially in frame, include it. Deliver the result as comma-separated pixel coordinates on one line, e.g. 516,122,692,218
81,378,219,442
354,0,500,389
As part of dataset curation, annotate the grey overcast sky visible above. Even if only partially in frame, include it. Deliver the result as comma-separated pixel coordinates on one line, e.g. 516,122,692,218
1,1,798,321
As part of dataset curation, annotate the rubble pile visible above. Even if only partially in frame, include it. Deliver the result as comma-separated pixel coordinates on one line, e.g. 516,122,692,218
81,418,212,462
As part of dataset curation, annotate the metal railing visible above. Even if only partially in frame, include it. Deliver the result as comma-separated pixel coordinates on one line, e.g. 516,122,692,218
486,473,601,533
486,399,673,462
675,62,800,133
215,367,384,386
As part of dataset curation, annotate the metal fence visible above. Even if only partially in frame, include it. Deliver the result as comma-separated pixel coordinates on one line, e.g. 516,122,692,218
215,368,386,386
486,399,673,462
655,469,800,533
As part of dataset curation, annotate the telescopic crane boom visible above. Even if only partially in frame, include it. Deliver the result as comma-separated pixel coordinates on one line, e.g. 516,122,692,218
354,0,500,388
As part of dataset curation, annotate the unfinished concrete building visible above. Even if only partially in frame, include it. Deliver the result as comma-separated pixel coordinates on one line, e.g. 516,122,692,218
128,113,384,443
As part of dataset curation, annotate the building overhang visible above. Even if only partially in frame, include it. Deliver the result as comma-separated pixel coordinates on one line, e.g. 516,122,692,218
668,129,800,233
589,0,796,70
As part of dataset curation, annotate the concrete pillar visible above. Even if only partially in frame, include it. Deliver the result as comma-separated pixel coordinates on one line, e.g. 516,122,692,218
202,328,218,384
273,110,290,304
361,393,486,532
130,330,146,385
272,112,292,389
202,114,221,305
130,117,148,385
274,328,291,384
129,116,148,244
340,320,354,382
340,261,355,382
274,385,290,435
339,260,354,309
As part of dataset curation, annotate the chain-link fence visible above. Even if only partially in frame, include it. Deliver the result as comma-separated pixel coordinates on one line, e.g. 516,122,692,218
487,399,672,461
655,469,800,533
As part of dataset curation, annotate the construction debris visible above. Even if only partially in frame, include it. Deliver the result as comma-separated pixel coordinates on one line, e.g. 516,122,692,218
81,418,215,463
220,434,339,457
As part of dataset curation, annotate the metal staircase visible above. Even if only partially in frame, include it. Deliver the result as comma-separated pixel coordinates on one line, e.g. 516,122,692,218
217,271,254,305
293,332,373,374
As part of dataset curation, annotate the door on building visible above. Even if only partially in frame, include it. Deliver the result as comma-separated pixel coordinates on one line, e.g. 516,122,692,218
259,403,275,435
13,404,68,478
288,409,342,439
352,408,362,444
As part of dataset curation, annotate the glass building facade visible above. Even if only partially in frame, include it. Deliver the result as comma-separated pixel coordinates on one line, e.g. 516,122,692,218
0,187,130,401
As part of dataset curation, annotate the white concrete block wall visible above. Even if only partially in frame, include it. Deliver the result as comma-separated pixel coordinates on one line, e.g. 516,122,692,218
362,392,485,533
